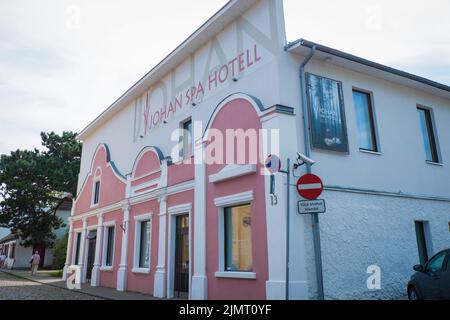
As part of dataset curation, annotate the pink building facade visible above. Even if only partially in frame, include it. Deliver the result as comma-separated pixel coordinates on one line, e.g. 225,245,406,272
64,0,450,300
63,0,293,300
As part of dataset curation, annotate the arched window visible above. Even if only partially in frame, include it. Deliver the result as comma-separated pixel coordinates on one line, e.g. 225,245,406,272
91,168,102,207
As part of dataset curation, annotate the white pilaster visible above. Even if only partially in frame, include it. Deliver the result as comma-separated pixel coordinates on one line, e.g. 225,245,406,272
62,219,74,281
117,204,130,291
80,218,88,283
191,121,207,300
91,212,104,287
262,112,309,300
153,195,168,298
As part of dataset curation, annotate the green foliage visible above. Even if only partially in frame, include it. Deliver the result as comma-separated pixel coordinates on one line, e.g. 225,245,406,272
41,132,81,197
53,231,69,269
47,270,64,278
0,132,81,248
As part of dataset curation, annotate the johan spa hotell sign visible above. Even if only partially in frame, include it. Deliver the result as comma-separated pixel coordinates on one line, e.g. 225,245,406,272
307,73,349,153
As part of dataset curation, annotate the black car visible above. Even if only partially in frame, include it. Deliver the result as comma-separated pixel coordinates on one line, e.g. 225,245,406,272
408,249,450,300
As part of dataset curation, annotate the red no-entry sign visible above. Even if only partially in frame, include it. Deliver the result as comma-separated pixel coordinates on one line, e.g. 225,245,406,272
296,174,323,200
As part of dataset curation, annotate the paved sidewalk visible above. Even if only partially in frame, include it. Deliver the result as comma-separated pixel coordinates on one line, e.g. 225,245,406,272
0,271,101,300
0,269,160,300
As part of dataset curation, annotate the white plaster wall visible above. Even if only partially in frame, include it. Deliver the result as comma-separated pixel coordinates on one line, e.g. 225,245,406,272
12,245,33,269
280,53,450,199
276,42,450,300
318,190,450,300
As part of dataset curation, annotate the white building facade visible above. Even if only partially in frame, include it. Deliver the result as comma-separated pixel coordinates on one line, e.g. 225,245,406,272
64,0,450,300
0,199,72,270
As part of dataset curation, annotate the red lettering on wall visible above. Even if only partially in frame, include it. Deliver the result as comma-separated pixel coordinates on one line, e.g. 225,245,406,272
254,44,261,63
209,71,218,91
246,49,254,68
142,44,263,135
219,64,229,83
238,53,245,72
197,82,205,98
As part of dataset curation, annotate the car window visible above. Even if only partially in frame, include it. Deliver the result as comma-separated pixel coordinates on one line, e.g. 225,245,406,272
426,252,447,273
444,252,450,272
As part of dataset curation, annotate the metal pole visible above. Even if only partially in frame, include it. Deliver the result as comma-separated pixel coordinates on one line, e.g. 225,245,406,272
285,158,291,301
299,44,325,300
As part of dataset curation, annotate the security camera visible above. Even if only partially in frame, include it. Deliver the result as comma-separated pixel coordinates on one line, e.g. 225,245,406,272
297,152,316,166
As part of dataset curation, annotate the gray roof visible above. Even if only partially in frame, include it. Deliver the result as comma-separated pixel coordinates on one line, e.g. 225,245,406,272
0,233,16,244
286,38,450,94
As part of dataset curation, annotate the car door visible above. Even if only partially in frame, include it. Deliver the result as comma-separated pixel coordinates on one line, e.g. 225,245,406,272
421,251,447,300
440,251,450,300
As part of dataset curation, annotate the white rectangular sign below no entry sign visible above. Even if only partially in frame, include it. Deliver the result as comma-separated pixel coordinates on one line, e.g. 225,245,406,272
298,199,326,215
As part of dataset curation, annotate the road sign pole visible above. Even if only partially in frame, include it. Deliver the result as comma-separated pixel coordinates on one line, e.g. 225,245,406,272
296,172,325,300
304,172,325,301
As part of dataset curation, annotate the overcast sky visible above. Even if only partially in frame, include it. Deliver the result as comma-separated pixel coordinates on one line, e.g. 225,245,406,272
0,0,449,156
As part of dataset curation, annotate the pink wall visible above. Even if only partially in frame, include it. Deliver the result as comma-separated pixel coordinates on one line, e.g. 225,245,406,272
134,151,160,178
132,172,161,187
70,98,269,299
205,98,269,300
74,145,126,215
126,200,160,295
168,159,195,186
72,220,83,230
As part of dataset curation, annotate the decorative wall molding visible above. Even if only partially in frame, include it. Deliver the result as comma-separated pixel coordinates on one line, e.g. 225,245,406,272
214,191,254,207
209,164,257,184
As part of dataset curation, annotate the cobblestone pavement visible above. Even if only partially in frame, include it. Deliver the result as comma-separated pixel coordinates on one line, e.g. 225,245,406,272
0,271,102,300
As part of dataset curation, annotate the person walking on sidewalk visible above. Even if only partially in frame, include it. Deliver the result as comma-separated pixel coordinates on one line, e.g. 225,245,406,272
30,251,40,276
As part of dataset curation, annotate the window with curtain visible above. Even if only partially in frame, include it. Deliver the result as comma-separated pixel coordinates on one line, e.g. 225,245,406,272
182,119,193,159
417,107,439,163
139,221,151,269
224,204,253,272
93,180,101,205
74,232,81,265
105,226,115,267
353,90,378,152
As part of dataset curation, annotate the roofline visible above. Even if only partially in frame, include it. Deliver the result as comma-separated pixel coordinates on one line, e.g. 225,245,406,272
77,0,258,141
0,233,16,244
286,38,450,94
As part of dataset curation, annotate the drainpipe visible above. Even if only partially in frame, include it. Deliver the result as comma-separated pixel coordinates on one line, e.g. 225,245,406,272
299,44,325,300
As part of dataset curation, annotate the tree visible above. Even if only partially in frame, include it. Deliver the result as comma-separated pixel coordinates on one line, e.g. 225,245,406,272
0,132,81,248
53,231,69,269
41,132,81,197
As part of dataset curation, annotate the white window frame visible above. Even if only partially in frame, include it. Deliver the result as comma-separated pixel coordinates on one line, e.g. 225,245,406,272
167,203,192,299
91,173,101,208
352,87,382,154
72,229,83,265
101,220,116,271
214,191,256,280
180,118,193,160
417,105,443,165
132,213,153,274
